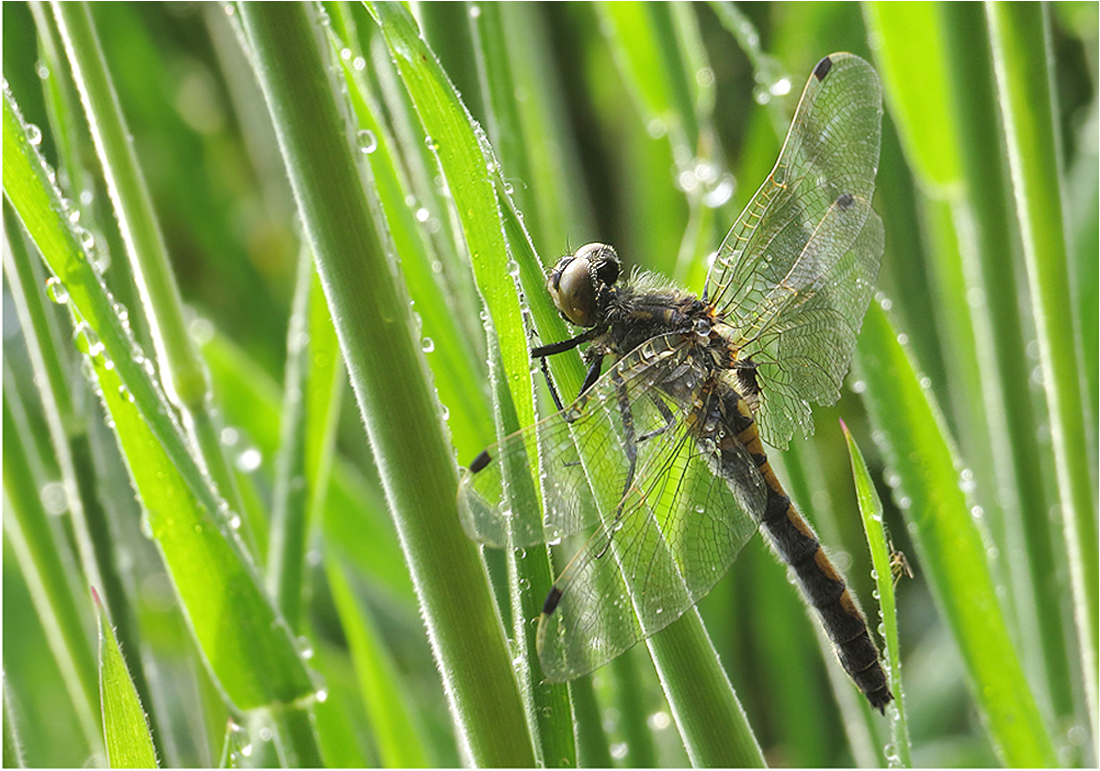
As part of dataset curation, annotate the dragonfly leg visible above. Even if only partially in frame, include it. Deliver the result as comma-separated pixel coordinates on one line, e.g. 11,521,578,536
593,368,638,562
538,355,566,412
532,327,604,412
638,394,675,442
579,354,604,396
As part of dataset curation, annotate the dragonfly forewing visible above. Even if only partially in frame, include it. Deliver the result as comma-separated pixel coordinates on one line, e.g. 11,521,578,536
701,53,883,448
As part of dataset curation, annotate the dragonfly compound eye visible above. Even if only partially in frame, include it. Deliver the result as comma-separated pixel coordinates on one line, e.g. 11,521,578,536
547,243,620,327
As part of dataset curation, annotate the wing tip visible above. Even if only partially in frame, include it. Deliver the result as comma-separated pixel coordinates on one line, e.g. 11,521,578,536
813,55,834,81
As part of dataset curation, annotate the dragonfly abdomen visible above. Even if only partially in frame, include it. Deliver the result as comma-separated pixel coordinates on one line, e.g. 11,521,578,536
760,482,893,712
725,394,893,712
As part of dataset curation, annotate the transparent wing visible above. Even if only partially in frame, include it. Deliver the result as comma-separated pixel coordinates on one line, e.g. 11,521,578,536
702,53,883,447
457,335,697,549
749,209,884,447
535,386,766,681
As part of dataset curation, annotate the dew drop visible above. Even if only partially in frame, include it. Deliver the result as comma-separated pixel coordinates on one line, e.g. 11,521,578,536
26,123,42,146
236,447,262,472
357,129,378,154
45,276,69,304
40,481,68,515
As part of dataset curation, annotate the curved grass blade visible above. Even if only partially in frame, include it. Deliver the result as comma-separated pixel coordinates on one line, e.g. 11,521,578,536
841,421,911,767
3,86,316,713
854,301,1057,767
93,587,158,769
50,2,254,553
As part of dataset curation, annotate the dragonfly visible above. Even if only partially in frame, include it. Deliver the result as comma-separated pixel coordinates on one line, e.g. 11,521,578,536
458,53,891,712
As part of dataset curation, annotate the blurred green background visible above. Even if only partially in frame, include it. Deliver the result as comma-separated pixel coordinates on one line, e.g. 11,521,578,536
3,2,1096,768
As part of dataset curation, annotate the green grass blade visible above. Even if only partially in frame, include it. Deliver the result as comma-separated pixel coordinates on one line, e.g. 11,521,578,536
5,200,162,758
3,87,238,588
368,0,535,436
3,677,26,769
235,4,535,764
855,301,1057,767
266,249,319,635
467,7,580,762
80,310,317,711
50,1,254,552
2,386,101,755
474,3,595,256
326,14,493,463
324,557,428,768
841,422,912,767
645,611,765,767
986,2,1099,731
4,85,316,713
93,587,158,768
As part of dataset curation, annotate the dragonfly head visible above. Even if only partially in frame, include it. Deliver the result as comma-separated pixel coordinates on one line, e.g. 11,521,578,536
547,243,621,327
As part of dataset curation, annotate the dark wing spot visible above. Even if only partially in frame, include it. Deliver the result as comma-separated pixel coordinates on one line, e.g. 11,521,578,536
837,192,854,210
469,449,492,473
814,55,834,81
542,585,563,615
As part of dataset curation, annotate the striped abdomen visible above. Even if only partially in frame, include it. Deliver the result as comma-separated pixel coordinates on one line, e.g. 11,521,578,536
725,393,893,712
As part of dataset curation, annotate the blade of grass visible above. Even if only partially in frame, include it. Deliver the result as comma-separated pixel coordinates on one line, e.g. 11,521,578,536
262,247,336,769
2,678,27,769
854,301,1057,767
4,198,163,759
495,193,578,768
76,302,318,713
2,382,101,755
645,610,765,767
3,86,317,714
841,421,912,768
325,9,494,463
27,0,149,351
93,587,158,768
266,247,319,634
50,0,255,554
235,3,535,764
324,556,428,768
986,2,1099,731
475,2,596,256
470,8,583,762
868,1,1075,726
366,0,535,436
